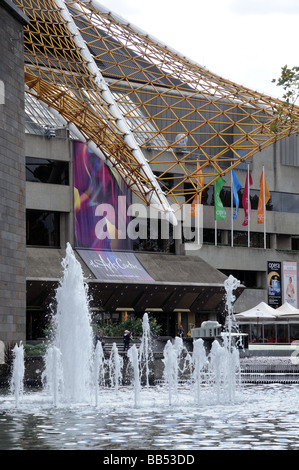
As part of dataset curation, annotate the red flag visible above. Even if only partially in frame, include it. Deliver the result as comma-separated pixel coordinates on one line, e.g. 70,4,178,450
242,169,253,226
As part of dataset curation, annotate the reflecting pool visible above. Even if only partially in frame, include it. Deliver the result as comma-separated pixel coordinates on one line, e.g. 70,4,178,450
1,383,299,450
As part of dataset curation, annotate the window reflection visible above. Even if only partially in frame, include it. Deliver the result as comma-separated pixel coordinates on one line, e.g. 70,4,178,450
133,218,175,253
26,157,69,185
26,210,60,247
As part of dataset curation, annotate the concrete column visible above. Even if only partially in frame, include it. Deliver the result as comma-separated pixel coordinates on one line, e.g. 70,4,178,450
0,1,28,343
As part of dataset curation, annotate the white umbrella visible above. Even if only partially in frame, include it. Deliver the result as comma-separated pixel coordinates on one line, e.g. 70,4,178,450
275,302,299,317
235,302,277,319
235,302,277,342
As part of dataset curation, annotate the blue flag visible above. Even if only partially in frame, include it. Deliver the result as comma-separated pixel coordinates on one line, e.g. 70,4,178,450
232,170,242,220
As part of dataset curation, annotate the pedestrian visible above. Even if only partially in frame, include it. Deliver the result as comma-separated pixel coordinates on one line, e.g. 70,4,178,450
178,324,184,338
123,329,131,351
94,329,105,351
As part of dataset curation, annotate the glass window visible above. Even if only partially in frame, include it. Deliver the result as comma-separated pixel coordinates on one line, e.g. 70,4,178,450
290,324,299,342
26,210,60,247
228,231,270,249
221,269,260,288
277,323,289,343
251,323,264,343
203,228,221,245
264,324,276,343
291,238,299,251
26,157,69,185
133,218,175,253
201,184,299,215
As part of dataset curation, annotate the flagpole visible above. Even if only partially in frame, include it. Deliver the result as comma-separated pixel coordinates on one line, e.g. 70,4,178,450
263,166,266,249
215,219,217,246
247,164,250,248
231,172,234,247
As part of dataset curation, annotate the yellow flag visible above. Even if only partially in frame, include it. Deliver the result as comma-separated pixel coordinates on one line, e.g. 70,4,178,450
257,169,270,224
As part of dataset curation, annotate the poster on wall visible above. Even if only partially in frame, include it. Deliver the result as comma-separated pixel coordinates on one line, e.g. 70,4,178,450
283,261,297,308
267,261,282,308
73,141,132,251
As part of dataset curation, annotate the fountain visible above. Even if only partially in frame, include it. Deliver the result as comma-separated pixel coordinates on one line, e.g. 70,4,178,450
108,342,123,394
93,341,105,407
192,338,207,405
9,342,24,408
42,243,94,405
3,245,299,450
127,344,141,407
9,245,243,408
138,312,153,387
42,346,63,407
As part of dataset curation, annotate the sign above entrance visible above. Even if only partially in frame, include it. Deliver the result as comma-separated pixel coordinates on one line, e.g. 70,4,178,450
77,250,154,283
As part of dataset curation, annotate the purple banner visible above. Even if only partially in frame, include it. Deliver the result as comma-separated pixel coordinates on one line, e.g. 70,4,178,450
77,250,154,282
73,141,132,251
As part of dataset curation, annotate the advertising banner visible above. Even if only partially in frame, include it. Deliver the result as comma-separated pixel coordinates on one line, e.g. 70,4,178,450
77,250,154,282
73,141,132,251
283,261,297,308
267,261,282,308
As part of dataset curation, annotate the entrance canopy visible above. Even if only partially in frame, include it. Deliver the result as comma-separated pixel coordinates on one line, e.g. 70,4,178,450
26,247,244,314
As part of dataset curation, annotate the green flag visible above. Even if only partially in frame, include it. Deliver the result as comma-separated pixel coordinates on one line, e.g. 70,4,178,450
214,177,226,221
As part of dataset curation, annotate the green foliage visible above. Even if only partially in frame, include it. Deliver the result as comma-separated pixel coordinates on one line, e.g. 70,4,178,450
23,343,47,357
271,65,299,132
272,65,299,105
96,315,162,337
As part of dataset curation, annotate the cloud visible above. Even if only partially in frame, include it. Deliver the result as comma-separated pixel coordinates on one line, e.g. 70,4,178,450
229,0,299,15
99,0,142,17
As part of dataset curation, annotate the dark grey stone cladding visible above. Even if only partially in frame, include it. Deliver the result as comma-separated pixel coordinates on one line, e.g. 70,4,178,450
0,2,28,343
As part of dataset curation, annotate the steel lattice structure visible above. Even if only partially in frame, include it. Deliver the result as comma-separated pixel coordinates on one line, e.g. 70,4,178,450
14,0,299,219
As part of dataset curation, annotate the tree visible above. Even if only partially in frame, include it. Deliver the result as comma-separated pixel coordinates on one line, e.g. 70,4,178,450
271,65,299,132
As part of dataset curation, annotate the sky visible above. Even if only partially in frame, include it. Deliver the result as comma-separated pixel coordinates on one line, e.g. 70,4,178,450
96,0,299,100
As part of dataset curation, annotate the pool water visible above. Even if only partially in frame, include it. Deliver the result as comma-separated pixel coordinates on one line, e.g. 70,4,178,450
1,383,299,450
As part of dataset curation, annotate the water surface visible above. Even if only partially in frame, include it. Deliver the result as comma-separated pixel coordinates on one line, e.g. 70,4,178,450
1,383,299,450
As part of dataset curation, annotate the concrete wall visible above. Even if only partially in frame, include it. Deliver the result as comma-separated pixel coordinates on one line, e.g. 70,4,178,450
183,140,299,313
25,133,74,247
0,2,28,343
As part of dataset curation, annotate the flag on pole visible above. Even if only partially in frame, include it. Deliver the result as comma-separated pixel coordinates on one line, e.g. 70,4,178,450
214,177,226,221
242,168,253,226
231,170,242,220
257,169,270,224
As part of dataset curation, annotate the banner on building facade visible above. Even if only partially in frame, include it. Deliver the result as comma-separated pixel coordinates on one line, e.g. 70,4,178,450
283,261,297,308
267,261,282,308
77,249,154,282
73,141,132,251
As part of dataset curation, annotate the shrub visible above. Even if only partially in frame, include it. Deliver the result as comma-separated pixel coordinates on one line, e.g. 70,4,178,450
96,315,162,337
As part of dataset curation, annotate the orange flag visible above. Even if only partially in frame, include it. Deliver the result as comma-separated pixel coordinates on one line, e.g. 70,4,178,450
257,169,270,224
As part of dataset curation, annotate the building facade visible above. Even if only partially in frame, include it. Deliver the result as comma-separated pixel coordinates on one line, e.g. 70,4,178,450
2,0,299,345
24,128,299,341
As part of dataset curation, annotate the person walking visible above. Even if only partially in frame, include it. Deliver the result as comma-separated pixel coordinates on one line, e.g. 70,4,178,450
123,329,131,351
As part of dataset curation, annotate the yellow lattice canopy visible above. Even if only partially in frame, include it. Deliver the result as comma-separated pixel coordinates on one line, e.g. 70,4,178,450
14,0,299,215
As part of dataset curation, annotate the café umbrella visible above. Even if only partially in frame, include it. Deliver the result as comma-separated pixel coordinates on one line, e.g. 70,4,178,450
235,302,277,341
235,302,277,319
275,302,299,317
